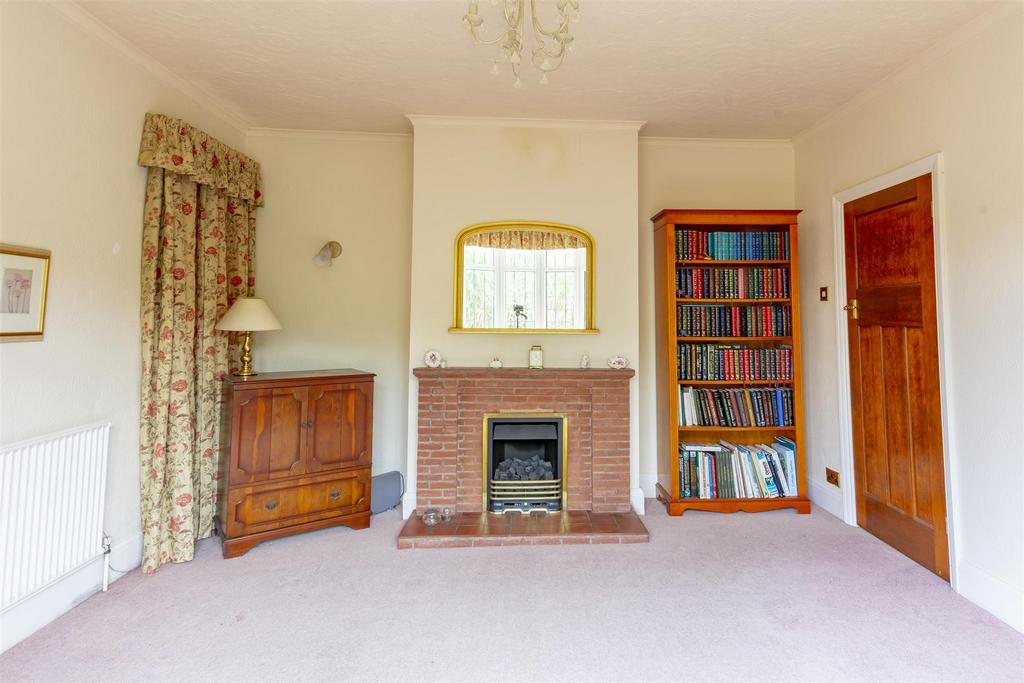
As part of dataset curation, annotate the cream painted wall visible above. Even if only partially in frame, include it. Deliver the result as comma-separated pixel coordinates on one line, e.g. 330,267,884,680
246,130,413,476
0,2,246,558
793,6,1023,631
636,140,795,493
404,120,641,516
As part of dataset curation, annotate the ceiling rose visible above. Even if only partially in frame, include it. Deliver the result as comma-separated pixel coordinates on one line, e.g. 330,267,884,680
462,0,580,88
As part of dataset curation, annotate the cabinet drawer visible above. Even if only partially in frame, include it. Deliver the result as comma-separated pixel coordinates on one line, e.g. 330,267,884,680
225,468,370,536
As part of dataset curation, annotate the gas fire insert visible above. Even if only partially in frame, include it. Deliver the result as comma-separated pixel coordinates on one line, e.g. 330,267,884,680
483,413,566,513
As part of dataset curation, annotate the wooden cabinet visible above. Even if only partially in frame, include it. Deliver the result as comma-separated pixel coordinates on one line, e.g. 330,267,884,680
215,369,374,557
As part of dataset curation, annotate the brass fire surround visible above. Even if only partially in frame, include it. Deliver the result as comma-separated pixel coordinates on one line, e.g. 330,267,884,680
482,412,568,514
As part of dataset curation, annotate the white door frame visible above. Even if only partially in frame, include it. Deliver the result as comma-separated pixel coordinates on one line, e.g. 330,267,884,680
830,153,960,589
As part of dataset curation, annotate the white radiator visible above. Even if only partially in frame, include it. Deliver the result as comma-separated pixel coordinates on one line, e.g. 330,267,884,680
0,422,111,612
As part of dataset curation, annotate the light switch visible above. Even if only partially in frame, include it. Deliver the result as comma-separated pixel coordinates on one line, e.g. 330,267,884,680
819,286,829,302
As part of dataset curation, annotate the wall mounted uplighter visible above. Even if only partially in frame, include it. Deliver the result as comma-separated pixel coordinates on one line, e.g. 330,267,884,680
313,241,343,267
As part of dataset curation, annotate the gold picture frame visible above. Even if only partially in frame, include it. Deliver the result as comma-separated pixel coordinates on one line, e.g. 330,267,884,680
0,244,51,342
450,220,598,334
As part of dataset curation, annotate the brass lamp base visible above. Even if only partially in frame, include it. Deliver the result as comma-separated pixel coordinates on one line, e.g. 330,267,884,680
234,330,258,377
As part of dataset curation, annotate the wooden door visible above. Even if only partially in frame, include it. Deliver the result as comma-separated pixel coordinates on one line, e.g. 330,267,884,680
844,174,949,579
307,382,373,472
230,387,308,483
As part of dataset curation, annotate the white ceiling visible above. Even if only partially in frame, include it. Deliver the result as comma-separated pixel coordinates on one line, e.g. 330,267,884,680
78,0,995,138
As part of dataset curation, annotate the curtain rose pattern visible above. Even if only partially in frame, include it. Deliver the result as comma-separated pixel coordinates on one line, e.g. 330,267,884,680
138,113,261,573
463,227,585,251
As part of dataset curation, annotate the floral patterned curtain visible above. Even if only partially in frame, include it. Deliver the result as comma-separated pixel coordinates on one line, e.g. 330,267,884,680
137,113,263,573
463,228,584,250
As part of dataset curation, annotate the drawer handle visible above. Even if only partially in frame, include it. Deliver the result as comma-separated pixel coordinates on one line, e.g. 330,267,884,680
264,500,279,511
329,490,342,501
301,421,314,429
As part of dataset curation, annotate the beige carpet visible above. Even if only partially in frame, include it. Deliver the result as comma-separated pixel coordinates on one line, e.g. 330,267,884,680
2,501,1021,682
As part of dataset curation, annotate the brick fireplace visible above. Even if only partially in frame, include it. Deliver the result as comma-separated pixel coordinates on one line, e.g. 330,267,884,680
412,367,635,514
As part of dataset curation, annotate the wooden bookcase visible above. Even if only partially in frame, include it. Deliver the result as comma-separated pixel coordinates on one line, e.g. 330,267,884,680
651,209,810,515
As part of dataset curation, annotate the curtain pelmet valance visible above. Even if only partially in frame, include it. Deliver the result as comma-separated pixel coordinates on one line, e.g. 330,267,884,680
138,112,263,207
464,228,584,251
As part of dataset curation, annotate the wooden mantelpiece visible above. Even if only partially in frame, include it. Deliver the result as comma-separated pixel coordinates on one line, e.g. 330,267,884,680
412,367,635,378
412,366,635,515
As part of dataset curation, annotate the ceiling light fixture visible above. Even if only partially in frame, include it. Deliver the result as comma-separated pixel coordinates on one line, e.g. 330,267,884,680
463,0,580,88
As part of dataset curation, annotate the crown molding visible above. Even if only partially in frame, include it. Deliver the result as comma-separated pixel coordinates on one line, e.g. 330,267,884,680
639,136,792,149
792,2,1018,144
406,114,646,132
50,1,252,133
247,127,412,143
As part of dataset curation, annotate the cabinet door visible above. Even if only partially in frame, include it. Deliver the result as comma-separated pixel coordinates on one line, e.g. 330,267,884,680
307,382,372,472
230,387,308,483
266,387,308,479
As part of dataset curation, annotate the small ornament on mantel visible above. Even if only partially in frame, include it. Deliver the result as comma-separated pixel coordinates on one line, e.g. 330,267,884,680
489,357,503,368
579,353,591,369
607,355,629,370
423,350,444,368
528,345,544,369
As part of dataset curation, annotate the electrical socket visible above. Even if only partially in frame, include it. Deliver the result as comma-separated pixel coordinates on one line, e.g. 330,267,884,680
826,468,840,487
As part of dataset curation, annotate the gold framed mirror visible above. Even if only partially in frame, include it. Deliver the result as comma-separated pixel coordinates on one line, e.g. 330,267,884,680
451,221,597,334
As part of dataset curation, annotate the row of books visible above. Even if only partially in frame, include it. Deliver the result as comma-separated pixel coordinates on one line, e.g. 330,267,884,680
677,304,792,337
677,343,792,381
679,438,797,499
679,387,794,427
675,229,790,261
676,267,790,299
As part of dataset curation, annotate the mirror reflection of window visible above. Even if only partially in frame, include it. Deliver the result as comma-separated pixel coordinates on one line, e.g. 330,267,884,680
463,246,586,330
455,224,595,333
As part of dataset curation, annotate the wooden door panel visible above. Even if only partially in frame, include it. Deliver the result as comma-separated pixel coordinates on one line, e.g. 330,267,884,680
845,173,949,579
881,326,912,514
858,285,923,327
854,203,919,286
267,388,307,479
863,496,935,571
308,382,373,472
231,390,271,483
858,328,888,500
906,328,934,523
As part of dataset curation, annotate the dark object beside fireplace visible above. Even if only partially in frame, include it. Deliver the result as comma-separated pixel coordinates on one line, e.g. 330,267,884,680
485,416,565,513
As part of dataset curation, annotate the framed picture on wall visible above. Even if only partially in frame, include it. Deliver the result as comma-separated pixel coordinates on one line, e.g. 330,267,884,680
0,244,50,342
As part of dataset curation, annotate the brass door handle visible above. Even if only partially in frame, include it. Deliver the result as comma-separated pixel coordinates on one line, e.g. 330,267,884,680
329,490,342,501
264,500,278,511
843,299,859,319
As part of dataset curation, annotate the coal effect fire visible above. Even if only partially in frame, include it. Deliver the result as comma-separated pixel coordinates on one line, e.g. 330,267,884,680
493,454,554,481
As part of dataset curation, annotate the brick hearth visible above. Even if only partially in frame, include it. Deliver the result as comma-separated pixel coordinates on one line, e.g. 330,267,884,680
413,367,634,514
398,510,649,549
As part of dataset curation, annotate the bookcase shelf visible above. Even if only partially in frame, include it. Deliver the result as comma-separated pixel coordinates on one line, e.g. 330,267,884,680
652,209,809,516
677,298,791,304
677,336,792,342
677,380,794,386
677,259,790,266
677,425,795,432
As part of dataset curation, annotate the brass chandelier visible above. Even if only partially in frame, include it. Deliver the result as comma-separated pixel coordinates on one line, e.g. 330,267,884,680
463,0,580,87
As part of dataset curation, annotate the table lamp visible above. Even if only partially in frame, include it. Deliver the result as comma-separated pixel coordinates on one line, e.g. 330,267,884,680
215,297,282,377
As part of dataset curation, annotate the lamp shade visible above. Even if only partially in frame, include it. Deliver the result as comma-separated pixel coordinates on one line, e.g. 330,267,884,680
215,297,282,332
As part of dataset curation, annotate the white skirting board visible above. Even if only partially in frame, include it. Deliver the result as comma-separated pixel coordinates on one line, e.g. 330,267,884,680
809,479,846,521
0,532,141,653
955,559,1024,633
640,474,660,499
